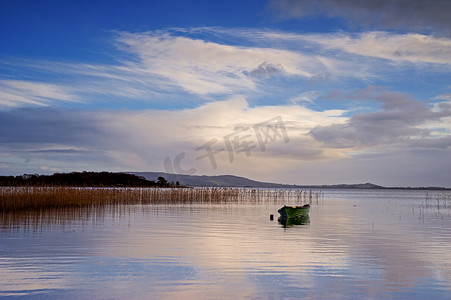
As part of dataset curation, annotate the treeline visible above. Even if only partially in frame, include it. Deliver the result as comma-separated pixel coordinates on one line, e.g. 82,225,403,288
0,172,175,187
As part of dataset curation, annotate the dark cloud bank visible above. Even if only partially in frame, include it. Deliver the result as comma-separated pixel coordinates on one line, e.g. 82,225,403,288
310,87,451,149
270,0,451,35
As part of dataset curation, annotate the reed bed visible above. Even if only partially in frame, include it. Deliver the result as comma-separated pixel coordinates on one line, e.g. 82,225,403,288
418,192,451,219
1,187,321,212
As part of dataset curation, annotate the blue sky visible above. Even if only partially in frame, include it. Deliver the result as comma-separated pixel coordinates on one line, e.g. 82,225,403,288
1,0,451,187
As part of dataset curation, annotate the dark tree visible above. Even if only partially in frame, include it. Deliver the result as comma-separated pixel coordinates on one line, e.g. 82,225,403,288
0,172,160,187
157,176,169,187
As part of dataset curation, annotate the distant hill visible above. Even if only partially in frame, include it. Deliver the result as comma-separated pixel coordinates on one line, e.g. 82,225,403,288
131,172,289,188
2,171,447,189
130,172,389,189
314,183,384,189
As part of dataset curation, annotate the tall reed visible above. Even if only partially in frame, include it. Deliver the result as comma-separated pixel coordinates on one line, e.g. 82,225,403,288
1,187,321,212
419,192,451,219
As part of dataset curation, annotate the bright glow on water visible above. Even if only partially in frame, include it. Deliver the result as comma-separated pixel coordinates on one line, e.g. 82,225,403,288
1,189,450,299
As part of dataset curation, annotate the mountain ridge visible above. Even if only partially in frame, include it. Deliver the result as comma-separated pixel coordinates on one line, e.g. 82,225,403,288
130,172,450,190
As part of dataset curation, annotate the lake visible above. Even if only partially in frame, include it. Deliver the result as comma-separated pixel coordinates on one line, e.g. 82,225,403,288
1,189,450,299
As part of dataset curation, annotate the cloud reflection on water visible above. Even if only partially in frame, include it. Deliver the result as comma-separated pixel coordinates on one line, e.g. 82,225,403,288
1,190,450,299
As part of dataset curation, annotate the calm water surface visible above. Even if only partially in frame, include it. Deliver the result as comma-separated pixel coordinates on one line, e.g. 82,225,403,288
1,189,450,299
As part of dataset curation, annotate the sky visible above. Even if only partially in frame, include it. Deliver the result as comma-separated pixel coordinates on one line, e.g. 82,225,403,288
1,0,450,187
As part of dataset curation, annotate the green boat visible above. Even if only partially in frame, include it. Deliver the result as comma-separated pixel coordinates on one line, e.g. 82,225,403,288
278,204,310,225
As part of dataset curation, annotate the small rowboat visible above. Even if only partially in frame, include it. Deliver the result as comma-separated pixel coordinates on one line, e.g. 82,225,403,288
278,204,310,225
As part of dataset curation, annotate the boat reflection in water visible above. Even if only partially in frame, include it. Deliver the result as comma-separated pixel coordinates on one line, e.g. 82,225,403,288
278,214,310,226
278,204,310,226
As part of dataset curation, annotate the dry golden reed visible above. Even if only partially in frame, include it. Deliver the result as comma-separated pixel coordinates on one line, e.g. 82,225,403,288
1,187,320,212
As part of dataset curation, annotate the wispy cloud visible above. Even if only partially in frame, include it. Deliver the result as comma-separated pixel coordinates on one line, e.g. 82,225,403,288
3,28,450,110
0,80,77,108
236,28,451,65
289,91,322,104
114,31,313,95
435,93,451,101
299,32,451,65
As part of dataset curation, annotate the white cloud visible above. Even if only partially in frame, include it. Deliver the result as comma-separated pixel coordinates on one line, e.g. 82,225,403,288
290,91,321,104
172,27,378,80
0,97,348,176
4,28,450,110
114,31,314,95
0,80,77,108
167,28,451,82
193,28,451,64
298,32,451,65
230,28,451,65
2,94,451,186
434,93,451,101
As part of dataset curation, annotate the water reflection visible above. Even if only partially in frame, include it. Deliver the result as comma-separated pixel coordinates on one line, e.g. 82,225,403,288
1,190,450,299
1,205,130,234
278,214,310,226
